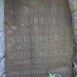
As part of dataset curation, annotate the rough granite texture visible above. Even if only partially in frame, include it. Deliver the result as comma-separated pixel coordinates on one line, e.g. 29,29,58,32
0,0,5,77
69,0,77,76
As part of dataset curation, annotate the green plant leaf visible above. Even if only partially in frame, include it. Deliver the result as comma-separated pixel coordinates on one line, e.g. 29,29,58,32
47,73,61,77
47,73,55,77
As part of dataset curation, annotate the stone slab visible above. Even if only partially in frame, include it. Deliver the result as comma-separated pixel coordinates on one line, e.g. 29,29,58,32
5,0,73,77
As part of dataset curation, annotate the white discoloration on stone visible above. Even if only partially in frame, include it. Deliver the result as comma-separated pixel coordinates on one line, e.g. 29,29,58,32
11,26,17,30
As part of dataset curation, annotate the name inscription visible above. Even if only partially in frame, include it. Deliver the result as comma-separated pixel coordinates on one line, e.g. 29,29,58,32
5,0,73,77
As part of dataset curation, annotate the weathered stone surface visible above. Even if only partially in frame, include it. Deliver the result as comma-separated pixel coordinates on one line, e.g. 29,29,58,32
5,0,73,77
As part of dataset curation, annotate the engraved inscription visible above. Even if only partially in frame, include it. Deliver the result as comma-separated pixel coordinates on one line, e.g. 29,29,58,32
5,0,73,77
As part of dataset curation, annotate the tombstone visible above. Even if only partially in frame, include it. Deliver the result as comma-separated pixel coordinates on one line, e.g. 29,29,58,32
5,0,73,77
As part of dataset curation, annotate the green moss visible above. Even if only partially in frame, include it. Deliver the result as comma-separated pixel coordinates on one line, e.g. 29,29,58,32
70,2,77,12
75,24,77,30
29,0,39,6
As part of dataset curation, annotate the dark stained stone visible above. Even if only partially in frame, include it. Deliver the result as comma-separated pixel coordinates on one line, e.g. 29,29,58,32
5,0,73,77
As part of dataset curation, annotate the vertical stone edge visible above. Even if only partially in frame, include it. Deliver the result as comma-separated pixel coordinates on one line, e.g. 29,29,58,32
0,0,6,77
68,0,77,77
